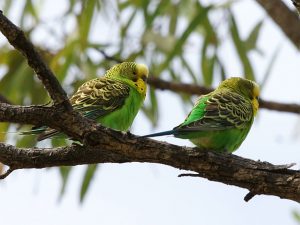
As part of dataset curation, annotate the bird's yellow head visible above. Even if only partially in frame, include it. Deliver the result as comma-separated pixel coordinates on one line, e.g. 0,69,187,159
218,77,260,115
106,62,148,97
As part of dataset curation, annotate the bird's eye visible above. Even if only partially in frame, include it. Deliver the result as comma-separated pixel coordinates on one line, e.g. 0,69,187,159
133,71,137,75
132,78,138,82
141,75,147,82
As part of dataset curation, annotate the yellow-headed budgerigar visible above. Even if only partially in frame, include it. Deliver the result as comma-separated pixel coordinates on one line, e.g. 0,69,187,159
25,62,149,141
142,77,259,153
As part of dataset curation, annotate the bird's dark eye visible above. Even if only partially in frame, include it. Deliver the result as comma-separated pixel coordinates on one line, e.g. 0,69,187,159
132,78,138,82
141,75,147,81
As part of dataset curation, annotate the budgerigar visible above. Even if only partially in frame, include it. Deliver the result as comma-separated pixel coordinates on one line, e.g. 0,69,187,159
25,62,149,141
142,77,259,153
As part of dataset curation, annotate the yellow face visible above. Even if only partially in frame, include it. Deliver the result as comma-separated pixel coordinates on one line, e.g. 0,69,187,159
105,62,149,97
251,83,260,116
132,64,148,97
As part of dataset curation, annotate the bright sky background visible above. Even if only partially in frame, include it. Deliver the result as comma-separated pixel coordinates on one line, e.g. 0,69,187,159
0,0,300,225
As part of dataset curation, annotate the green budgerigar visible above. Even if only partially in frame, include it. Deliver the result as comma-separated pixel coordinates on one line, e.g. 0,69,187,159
143,77,259,153
27,62,149,141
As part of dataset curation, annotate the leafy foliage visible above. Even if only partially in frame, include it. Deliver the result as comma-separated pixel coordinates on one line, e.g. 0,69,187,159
0,0,274,201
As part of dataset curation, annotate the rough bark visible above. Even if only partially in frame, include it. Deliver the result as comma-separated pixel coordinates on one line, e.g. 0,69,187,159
0,103,97,141
0,133,299,202
256,0,300,48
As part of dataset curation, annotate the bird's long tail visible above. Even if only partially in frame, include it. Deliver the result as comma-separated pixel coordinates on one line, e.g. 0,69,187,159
21,126,59,141
0,127,46,137
3,126,60,141
141,130,177,138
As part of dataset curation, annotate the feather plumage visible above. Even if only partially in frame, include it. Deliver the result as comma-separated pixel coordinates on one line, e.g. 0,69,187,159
142,77,259,153
23,62,149,141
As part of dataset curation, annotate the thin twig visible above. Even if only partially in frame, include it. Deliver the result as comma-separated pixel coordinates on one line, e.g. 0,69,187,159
244,192,256,202
0,167,15,179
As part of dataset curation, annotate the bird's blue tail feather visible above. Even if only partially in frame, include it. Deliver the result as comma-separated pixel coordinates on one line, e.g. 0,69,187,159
141,130,176,138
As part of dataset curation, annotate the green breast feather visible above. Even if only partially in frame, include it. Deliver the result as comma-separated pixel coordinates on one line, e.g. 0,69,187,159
97,85,144,131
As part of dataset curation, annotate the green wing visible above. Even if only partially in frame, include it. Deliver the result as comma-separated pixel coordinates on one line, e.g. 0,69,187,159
176,91,253,132
36,78,130,141
70,77,130,120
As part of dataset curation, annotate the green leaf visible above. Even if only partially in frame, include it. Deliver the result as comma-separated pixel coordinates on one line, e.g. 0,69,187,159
25,0,39,21
196,2,218,45
142,30,176,54
118,1,131,11
168,67,179,82
51,137,68,147
216,55,226,81
79,0,98,48
142,87,158,126
0,123,10,142
2,0,13,15
159,6,210,73
16,134,37,148
121,9,138,39
201,38,216,86
0,59,34,104
229,12,255,81
145,0,171,28
168,3,179,35
50,40,79,82
245,20,263,52
80,164,98,203
59,166,72,199
260,45,281,90
180,55,197,84
292,210,300,223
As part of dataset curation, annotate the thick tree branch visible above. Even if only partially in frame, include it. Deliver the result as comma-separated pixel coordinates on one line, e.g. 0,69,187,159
0,11,71,109
0,103,99,142
148,77,300,114
0,131,299,203
256,0,300,48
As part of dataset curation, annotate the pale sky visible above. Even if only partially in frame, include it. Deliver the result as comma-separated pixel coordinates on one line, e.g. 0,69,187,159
0,0,300,225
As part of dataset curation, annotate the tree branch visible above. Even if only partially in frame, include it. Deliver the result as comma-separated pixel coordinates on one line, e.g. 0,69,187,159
256,0,300,48
148,77,300,114
0,103,103,142
0,131,299,203
0,11,71,109
292,0,300,14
